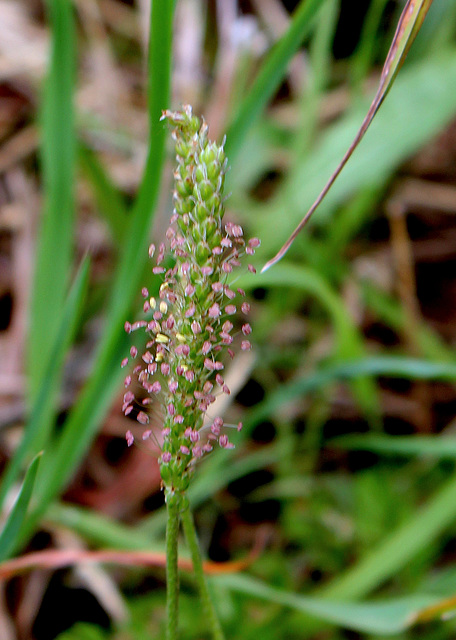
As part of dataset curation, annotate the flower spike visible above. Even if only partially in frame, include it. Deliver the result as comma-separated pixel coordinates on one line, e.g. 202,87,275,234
122,106,260,497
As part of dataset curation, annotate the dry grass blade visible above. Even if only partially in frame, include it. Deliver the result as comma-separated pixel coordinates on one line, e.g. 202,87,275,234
0,535,266,580
262,0,434,272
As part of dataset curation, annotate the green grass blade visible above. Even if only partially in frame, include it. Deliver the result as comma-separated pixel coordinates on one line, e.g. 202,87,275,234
26,0,174,533
240,264,365,360
28,0,76,401
107,0,174,321
0,258,90,509
321,471,456,600
217,573,437,635
350,0,391,90
362,282,452,362
293,0,340,155
331,434,456,459
245,357,456,430
52,623,106,640
225,0,325,161
46,503,161,550
263,0,434,271
0,454,42,562
78,142,127,245
240,264,379,417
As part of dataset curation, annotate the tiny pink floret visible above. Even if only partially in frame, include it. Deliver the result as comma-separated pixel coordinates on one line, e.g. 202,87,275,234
126,431,134,447
208,303,221,318
202,341,212,355
137,411,149,425
242,323,252,335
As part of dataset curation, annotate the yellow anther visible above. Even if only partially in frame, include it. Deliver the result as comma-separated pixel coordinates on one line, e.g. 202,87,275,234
160,301,168,314
176,333,186,342
156,333,169,343
149,296,156,308
160,282,169,293
155,352,164,362
180,364,188,372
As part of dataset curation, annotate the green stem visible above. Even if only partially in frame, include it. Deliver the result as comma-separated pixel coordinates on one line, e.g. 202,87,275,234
166,496,180,640
181,499,225,640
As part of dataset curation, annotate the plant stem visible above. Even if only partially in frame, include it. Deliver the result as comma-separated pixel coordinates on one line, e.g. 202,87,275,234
166,496,180,640
181,499,225,640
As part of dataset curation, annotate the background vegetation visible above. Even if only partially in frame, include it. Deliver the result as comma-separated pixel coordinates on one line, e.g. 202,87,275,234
1,0,456,638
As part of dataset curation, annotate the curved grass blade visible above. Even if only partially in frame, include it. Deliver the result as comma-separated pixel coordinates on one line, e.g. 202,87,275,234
239,264,379,418
46,503,157,550
331,434,456,459
322,470,456,600
136,356,456,538
262,0,434,272
0,453,42,562
217,573,437,635
245,356,456,430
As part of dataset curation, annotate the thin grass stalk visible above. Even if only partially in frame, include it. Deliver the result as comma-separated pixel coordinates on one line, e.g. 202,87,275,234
180,500,225,640
166,498,180,640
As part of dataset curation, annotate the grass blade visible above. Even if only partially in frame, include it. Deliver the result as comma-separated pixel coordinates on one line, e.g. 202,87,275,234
78,142,127,245
350,0,391,90
321,471,456,600
46,503,157,550
0,258,90,509
0,454,42,562
106,0,175,321
245,357,456,430
217,573,437,635
263,0,434,271
28,0,76,401
239,263,379,418
331,434,456,459
225,0,325,162
26,0,174,533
